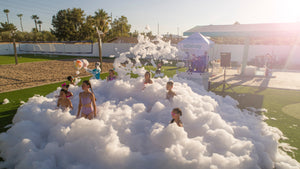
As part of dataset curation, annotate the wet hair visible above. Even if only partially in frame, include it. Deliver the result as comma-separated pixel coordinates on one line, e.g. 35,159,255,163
172,108,182,116
83,80,96,100
67,76,73,82
170,108,183,125
109,69,115,74
167,81,174,87
145,71,151,78
60,89,68,94
62,84,70,89
83,80,91,89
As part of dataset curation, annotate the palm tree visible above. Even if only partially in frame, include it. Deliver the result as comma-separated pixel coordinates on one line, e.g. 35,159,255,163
94,9,111,69
3,9,10,23
94,9,111,37
17,14,23,32
37,20,42,32
31,15,39,32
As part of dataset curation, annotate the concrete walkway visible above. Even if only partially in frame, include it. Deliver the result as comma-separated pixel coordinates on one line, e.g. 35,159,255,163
210,68,300,90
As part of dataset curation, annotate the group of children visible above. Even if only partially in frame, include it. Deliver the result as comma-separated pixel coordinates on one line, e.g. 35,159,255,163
57,76,98,120
144,71,183,127
57,71,183,127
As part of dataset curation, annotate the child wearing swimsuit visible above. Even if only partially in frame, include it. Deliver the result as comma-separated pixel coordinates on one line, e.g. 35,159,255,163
144,71,153,84
166,81,176,101
62,83,73,98
107,69,117,81
57,89,73,111
77,80,97,120
81,94,93,115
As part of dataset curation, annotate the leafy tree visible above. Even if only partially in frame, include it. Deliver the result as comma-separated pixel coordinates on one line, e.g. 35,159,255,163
41,31,57,41
79,15,96,41
0,31,11,41
109,16,131,38
31,15,39,32
1,30,57,42
3,9,10,24
17,14,24,32
37,20,42,32
140,31,154,38
94,9,111,40
51,8,86,41
129,30,139,37
0,22,16,32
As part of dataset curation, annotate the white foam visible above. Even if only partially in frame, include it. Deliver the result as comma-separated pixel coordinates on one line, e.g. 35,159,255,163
0,35,299,169
0,76,299,169
2,98,9,104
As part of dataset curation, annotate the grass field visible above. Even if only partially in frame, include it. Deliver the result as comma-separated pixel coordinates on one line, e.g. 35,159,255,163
0,65,184,133
0,61,299,163
0,54,100,65
144,65,186,78
0,75,100,133
211,83,300,162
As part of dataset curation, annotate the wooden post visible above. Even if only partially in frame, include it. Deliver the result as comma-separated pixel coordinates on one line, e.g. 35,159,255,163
96,27,103,70
12,31,18,65
97,37,102,70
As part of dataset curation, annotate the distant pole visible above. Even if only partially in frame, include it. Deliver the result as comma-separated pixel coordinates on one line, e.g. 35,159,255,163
12,31,18,65
177,27,179,41
241,37,250,75
157,23,159,36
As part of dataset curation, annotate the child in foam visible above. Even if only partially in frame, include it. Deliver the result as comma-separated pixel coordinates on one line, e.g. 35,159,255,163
166,81,176,101
67,76,75,85
76,80,97,120
107,69,117,81
61,83,73,98
170,108,183,127
57,89,73,111
85,62,101,79
144,71,153,84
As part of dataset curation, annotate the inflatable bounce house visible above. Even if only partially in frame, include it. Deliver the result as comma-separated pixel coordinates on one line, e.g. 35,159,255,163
177,33,214,90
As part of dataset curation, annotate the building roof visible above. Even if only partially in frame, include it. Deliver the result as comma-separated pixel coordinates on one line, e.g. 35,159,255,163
184,22,300,37
107,36,184,44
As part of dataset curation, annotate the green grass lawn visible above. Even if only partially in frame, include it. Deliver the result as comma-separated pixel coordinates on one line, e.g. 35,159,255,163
0,75,115,133
0,65,183,133
1,65,299,163
211,83,300,162
144,65,186,78
0,54,94,65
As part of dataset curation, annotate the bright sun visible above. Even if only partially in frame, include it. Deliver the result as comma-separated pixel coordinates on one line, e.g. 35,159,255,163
275,0,300,22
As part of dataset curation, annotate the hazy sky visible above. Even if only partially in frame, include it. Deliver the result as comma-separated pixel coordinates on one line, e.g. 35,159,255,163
1,0,300,35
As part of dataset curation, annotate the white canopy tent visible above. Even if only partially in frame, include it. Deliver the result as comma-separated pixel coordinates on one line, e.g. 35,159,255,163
178,32,214,60
177,33,214,90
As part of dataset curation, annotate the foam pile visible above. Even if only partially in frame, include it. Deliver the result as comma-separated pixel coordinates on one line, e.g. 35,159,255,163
0,34,299,169
0,76,299,169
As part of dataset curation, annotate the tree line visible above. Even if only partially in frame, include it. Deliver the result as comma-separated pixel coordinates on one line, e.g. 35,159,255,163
0,8,132,42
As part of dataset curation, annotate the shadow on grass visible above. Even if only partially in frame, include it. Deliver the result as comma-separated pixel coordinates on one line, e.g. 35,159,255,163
0,109,16,133
0,109,15,164
210,83,265,110
255,77,271,93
